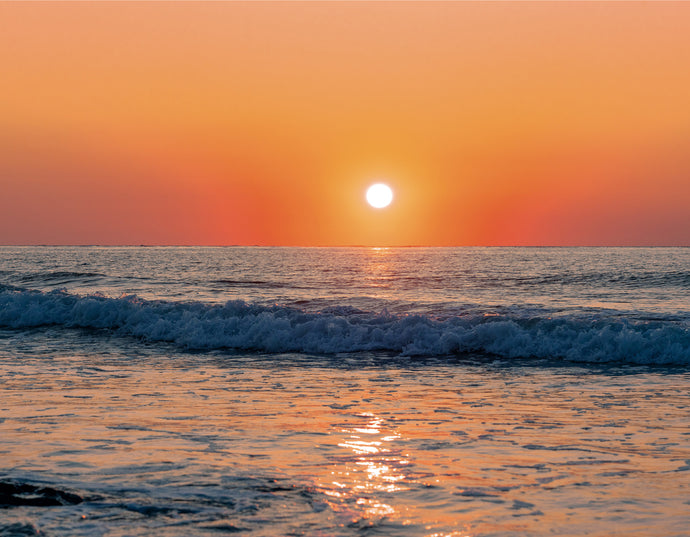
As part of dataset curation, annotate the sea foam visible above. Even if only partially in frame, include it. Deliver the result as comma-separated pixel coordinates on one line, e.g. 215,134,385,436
1,286,688,364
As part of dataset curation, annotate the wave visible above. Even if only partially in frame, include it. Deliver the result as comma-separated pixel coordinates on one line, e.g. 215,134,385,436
467,270,690,290
212,279,292,289
16,271,107,284
1,287,688,365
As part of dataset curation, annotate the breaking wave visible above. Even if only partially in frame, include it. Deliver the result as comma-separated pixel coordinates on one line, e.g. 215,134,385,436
1,286,688,365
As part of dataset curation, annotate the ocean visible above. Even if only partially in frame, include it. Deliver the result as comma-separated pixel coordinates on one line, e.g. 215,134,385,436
1,246,688,536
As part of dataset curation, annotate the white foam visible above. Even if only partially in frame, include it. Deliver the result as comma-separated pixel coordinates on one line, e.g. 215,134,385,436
1,287,688,364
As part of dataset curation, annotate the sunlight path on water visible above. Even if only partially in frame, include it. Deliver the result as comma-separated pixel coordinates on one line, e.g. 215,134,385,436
1,333,688,536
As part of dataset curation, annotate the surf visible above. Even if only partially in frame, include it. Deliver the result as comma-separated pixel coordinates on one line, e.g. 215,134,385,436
1,286,688,364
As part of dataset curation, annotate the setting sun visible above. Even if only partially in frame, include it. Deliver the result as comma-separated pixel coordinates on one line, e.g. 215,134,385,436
366,183,394,209
0,3,689,535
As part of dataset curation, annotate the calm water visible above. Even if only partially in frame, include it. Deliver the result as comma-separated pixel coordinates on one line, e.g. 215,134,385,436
1,247,689,536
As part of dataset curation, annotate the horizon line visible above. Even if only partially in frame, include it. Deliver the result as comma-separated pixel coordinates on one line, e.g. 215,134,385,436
1,244,688,249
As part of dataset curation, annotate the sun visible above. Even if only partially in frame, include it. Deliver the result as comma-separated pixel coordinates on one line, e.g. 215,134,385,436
366,183,394,209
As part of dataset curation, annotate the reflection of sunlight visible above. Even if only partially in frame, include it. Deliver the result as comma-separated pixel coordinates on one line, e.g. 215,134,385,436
319,411,478,533
321,412,411,523
357,497,396,517
353,427,381,434
338,440,381,455
364,248,396,292
425,533,473,537
319,411,486,536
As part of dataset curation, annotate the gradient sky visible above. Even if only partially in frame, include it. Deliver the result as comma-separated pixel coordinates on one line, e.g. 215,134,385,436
2,1,689,246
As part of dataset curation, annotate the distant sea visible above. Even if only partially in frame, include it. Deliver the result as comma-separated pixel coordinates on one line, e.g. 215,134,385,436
1,246,689,536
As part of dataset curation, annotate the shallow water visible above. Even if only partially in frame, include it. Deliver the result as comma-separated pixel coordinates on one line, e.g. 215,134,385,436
1,330,689,536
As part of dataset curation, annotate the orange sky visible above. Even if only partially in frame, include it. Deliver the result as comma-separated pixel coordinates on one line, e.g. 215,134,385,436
1,1,689,246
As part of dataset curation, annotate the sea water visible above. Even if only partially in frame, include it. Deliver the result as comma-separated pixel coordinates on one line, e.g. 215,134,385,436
1,247,688,536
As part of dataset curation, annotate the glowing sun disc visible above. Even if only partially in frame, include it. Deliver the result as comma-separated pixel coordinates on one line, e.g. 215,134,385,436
366,183,393,208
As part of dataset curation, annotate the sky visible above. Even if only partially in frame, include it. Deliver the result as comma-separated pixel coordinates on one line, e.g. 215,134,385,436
1,1,690,246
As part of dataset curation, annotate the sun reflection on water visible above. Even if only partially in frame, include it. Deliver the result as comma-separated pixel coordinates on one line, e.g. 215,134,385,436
318,412,412,524
363,247,397,293
317,411,481,535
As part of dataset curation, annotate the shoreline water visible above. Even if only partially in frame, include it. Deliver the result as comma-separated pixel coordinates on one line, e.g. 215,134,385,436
2,336,689,536
1,247,689,535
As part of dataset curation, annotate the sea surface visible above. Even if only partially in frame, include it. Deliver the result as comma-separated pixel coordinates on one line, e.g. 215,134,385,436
1,246,689,536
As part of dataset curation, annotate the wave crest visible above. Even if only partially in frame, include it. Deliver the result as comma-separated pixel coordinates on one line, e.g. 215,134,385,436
1,287,688,364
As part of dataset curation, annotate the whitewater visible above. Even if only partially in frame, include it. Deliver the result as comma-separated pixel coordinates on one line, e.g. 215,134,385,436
1,246,689,536
1,246,689,364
